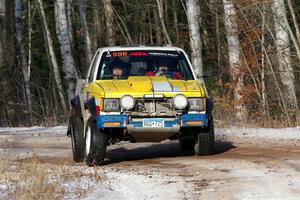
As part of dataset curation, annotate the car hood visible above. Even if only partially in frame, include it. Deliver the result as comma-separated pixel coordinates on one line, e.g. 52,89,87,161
94,76,205,98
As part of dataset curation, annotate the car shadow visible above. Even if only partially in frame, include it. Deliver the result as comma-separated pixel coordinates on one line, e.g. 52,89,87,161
104,140,236,165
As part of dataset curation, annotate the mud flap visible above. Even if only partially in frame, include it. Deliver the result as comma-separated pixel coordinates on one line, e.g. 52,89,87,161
206,97,214,120
85,97,97,120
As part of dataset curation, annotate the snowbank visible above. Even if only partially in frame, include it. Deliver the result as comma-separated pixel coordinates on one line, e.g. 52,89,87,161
217,126,300,140
0,125,299,140
0,126,67,135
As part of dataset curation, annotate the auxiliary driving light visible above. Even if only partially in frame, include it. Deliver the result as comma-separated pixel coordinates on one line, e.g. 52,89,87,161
173,94,188,109
120,95,135,110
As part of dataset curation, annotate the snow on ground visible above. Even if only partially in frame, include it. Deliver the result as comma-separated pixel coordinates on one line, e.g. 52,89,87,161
1,125,300,199
1,125,300,140
103,169,193,200
0,126,67,135
216,126,300,140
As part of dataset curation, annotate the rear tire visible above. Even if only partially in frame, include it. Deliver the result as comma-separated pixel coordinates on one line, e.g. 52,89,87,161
194,118,214,155
70,115,85,162
85,118,108,166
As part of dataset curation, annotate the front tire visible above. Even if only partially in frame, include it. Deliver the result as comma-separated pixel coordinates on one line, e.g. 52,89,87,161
70,115,85,162
85,118,108,166
179,129,195,152
194,118,215,155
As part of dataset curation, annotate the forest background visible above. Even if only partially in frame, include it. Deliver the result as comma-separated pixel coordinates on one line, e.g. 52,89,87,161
0,0,299,127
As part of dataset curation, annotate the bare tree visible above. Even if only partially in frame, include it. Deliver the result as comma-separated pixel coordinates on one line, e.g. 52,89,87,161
103,0,116,46
66,0,74,45
153,6,162,45
156,0,172,45
185,0,204,83
0,0,6,65
91,0,102,50
272,0,299,121
37,0,67,113
77,0,93,67
15,0,32,118
222,0,246,121
55,0,78,102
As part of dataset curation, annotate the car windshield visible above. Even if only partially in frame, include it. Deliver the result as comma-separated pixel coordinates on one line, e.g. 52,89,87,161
96,50,194,80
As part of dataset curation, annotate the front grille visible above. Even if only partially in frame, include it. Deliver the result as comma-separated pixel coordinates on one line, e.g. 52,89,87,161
130,98,176,116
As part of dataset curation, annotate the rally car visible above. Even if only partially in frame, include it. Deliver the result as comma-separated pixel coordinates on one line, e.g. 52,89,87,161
68,46,214,166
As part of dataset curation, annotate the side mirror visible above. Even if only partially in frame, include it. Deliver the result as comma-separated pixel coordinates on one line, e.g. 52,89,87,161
196,73,210,79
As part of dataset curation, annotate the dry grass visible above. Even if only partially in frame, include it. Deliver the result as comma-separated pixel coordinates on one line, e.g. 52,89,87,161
0,156,105,200
0,157,63,200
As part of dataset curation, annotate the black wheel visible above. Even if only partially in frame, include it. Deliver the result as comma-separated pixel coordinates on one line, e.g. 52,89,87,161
70,115,85,162
85,118,108,166
179,129,195,152
194,118,215,155
180,138,195,152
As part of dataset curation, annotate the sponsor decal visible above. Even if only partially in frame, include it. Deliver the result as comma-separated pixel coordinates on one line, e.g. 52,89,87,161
148,52,179,57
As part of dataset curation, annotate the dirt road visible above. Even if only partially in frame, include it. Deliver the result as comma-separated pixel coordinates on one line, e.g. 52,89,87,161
1,127,300,199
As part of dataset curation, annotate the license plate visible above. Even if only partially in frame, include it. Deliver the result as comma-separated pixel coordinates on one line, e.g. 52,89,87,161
143,118,164,127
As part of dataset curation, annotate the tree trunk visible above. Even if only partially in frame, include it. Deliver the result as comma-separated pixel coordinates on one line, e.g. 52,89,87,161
37,0,67,113
15,0,33,119
103,0,116,46
55,0,78,103
222,0,246,121
77,0,93,67
261,5,270,121
186,0,204,79
272,0,299,121
92,0,102,51
287,0,300,47
173,0,179,44
27,0,32,83
155,0,172,45
153,6,162,45
66,0,74,45
0,0,6,65
148,6,153,45
0,0,14,125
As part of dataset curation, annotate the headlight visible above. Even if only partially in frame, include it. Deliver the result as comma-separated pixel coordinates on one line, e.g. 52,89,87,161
189,98,203,111
104,99,119,111
120,95,135,110
173,94,188,109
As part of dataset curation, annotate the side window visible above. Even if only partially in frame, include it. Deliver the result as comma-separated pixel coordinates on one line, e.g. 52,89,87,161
88,51,100,83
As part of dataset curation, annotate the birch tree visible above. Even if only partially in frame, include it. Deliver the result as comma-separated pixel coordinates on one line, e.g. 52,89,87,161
15,0,33,117
103,0,116,46
92,0,102,50
77,0,93,67
153,7,162,44
156,0,172,45
272,0,298,120
223,0,245,121
66,0,74,45
186,0,204,82
37,0,67,113
55,0,78,102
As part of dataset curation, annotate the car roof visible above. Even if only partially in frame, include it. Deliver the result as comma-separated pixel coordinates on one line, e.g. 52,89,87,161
97,45,185,52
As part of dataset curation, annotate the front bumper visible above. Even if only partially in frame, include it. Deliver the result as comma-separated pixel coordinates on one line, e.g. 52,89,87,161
96,113,207,129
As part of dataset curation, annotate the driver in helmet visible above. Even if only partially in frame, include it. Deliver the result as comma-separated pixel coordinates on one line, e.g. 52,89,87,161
145,59,182,79
110,61,125,79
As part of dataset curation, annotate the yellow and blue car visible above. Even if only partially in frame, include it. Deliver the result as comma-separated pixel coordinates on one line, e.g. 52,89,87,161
68,46,214,166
